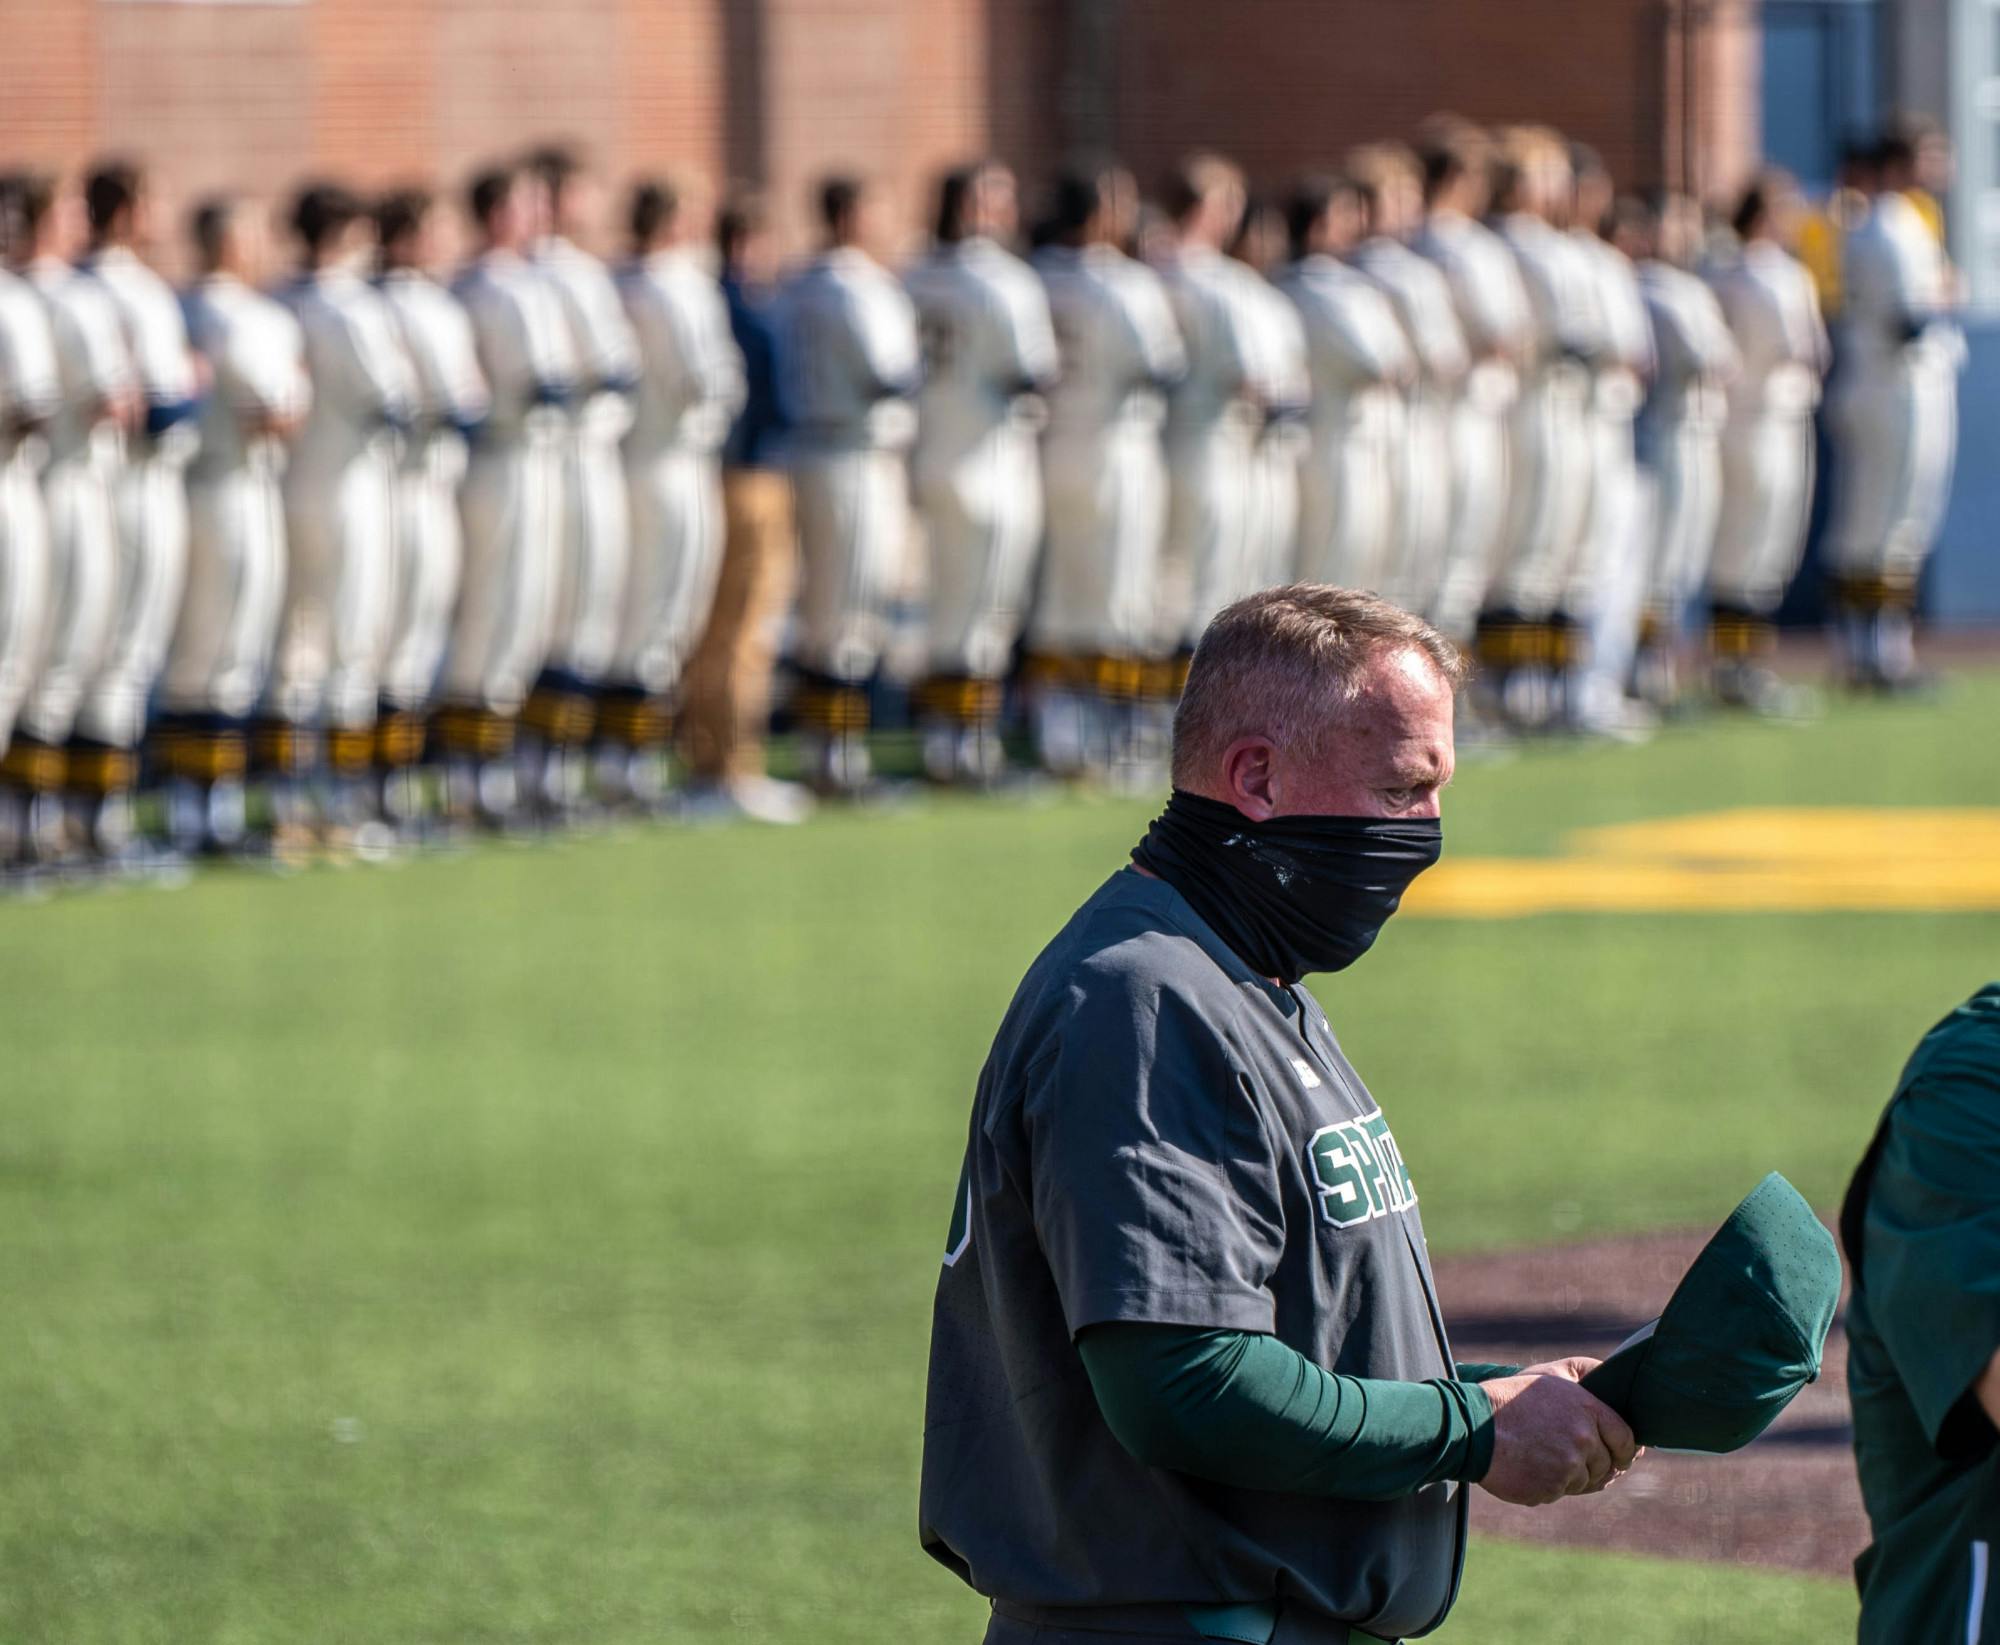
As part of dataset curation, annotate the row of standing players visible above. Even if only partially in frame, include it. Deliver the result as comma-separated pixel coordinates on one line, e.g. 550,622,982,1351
0,121,1962,875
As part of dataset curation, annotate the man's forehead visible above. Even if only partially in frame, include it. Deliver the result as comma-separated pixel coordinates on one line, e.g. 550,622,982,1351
1341,650,1455,765
1347,647,1454,722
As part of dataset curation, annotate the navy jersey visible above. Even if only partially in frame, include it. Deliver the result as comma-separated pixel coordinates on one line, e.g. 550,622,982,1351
920,869,1467,1640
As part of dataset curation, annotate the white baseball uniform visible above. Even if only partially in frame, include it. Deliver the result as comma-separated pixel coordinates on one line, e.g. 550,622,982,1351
1157,243,1267,648
15,256,128,754
1028,242,1182,662
74,245,199,753
377,269,489,713
0,269,59,754
614,245,745,697
905,235,1058,682
1708,239,1827,613
163,275,309,720
1412,208,1532,639
1573,231,1655,714
446,249,576,715
1351,234,1469,618
270,267,415,732
1636,260,1738,619
1825,192,1960,587
1238,271,1310,593
779,247,920,684
535,235,640,690
1277,253,1411,595
1488,213,1604,621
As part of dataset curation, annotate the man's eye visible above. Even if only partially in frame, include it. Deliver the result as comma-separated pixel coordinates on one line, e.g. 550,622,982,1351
1383,789,1415,809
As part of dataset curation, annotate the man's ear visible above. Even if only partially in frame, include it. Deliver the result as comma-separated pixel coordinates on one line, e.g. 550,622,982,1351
1218,737,1280,821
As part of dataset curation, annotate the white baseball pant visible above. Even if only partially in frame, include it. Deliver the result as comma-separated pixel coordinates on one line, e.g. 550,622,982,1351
615,446,726,697
443,427,563,715
75,450,188,750
920,425,1043,680
1030,426,1167,660
163,458,287,718
792,447,909,682
17,440,118,746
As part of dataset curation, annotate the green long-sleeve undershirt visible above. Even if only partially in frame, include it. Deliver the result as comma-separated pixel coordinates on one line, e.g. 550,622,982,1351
1077,1324,1516,1500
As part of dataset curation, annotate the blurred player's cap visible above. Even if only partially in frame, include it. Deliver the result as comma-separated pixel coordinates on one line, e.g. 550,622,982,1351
1580,1173,1839,1452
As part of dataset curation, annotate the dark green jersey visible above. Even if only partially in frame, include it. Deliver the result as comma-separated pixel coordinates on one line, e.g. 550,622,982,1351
919,870,1466,1640
1841,983,2000,1645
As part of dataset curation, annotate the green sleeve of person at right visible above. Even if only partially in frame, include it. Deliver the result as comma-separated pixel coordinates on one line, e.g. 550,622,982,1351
1862,1047,2000,1459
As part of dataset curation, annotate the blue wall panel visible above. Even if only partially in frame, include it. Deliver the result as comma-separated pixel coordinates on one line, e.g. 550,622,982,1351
1930,319,2000,626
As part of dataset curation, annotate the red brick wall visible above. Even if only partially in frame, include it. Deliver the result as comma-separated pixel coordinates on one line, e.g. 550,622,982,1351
1103,0,1753,200
310,0,438,186
0,0,1756,271
0,0,96,167
98,0,313,236
617,0,726,189
760,0,989,255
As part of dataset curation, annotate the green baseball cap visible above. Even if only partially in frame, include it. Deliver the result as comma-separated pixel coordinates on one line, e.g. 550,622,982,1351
1579,1173,1840,1453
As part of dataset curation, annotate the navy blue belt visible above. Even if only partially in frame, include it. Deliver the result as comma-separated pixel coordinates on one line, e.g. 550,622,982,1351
991,1598,1395,1644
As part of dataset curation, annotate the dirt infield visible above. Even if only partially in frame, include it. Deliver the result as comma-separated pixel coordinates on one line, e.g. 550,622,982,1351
1435,1226,1865,1581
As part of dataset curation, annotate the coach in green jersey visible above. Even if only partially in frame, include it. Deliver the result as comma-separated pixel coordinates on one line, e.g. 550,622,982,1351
1843,983,2000,1645
920,586,1640,1645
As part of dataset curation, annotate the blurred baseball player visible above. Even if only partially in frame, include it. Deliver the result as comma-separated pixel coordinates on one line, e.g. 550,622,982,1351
1348,143,1470,622
905,160,1056,786
608,175,745,811
1617,194,1738,710
1479,130,1603,727
778,174,920,796
1900,115,1958,261
1799,141,1879,323
0,171,134,872
74,159,200,866
1226,197,1309,595
374,187,489,835
1153,154,1265,666
157,196,308,857
0,202,58,861
1825,132,1961,692
525,144,640,816
1566,147,1655,738
1025,162,1183,782
1412,119,1532,648
922,585,1641,1644
1707,170,1827,710
439,163,575,828
1278,174,1411,596
268,182,415,857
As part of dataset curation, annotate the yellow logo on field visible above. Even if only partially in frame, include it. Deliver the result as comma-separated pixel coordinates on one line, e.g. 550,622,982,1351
1405,808,2000,917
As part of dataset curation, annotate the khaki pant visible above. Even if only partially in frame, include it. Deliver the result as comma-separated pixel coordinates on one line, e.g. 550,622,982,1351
679,467,796,782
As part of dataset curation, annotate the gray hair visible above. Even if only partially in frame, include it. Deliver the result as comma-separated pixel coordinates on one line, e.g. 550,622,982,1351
1170,584,1467,787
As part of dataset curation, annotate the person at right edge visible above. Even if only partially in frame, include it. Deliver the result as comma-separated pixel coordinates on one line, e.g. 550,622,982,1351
921,584,1641,1645
1842,983,2000,1645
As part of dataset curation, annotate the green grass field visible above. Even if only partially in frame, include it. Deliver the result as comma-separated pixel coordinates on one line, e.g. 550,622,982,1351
5,673,1996,1643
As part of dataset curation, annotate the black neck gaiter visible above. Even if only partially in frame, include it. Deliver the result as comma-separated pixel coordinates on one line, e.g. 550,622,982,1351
1131,790,1443,984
